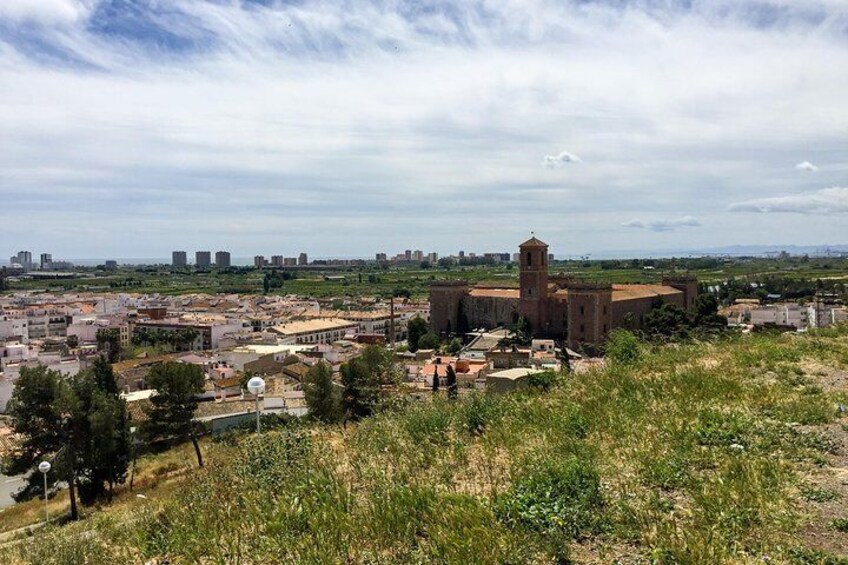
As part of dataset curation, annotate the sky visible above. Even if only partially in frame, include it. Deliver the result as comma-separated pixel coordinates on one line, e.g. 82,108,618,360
1,0,847,259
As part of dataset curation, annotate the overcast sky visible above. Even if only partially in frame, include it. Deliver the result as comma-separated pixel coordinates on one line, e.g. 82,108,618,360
1,0,847,259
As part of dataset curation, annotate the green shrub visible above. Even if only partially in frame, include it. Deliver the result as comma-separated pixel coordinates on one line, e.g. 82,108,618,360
527,369,561,392
459,392,503,436
801,485,841,503
496,456,604,539
831,518,848,532
695,410,749,448
605,329,642,365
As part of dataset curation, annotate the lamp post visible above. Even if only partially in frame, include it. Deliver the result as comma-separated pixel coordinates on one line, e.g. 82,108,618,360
38,461,51,522
246,376,266,438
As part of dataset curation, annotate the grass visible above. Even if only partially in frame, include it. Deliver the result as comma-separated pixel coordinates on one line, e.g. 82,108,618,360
2,325,848,563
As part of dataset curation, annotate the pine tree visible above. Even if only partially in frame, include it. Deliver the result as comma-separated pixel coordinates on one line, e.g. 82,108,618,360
446,365,458,400
407,316,428,352
92,354,120,395
142,362,205,467
340,358,380,421
304,361,341,423
5,365,132,518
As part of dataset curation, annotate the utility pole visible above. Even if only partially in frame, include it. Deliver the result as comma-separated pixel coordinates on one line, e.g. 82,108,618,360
390,296,396,349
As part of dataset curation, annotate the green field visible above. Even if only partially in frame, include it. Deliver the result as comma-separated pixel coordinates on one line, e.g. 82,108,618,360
5,255,848,300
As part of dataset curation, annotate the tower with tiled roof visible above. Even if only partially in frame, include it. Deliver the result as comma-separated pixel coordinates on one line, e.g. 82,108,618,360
518,234,549,333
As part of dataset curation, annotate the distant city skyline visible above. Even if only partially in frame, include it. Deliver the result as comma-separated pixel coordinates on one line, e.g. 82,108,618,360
5,242,848,269
2,1,847,256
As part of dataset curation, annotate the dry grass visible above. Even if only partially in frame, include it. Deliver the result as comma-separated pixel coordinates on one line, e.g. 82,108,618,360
2,325,848,563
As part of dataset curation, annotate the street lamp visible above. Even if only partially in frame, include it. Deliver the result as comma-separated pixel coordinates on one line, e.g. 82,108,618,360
246,376,266,437
38,461,51,522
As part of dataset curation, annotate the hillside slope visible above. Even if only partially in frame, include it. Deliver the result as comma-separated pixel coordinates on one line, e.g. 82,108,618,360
3,327,848,564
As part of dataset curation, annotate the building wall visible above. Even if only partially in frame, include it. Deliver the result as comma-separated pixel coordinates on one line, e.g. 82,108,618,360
662,276,698,310
545,296,569,337
26,315,68,339
0,317,29,343
611,292,685,330
195,251,212,267
566,287,612,350
460,294,518,331
429,282,470,335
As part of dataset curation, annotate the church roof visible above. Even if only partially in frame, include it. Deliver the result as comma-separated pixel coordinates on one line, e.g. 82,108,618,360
519,236,548,248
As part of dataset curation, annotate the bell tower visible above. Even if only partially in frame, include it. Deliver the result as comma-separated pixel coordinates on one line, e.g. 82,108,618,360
518,235,549,334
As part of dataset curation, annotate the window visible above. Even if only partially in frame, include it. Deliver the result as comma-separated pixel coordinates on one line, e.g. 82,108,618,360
603,306,607,315
527,287,533,297
526,252,532,266
580,306,584,315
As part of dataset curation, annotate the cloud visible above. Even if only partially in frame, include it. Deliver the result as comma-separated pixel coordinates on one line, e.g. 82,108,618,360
729,187,848,214
621,216,701,232
0,0,94,25
2,1,848,255
542,151,582,168
795,161,819,172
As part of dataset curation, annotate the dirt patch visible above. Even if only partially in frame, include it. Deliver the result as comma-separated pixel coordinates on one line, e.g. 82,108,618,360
797,421,848,557
796,358,848,557
800,359,848,392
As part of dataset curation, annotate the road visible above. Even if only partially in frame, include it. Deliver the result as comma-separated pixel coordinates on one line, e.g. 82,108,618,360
0,474,25,509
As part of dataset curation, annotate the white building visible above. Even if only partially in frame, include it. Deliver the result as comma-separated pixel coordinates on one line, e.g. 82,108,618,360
268,318,359,345
25,314,67,339
0,316,28,343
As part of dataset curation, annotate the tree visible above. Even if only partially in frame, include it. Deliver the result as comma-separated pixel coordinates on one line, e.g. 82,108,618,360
432,367,440,393
514,316,532,345
66,334,79,349
340,358,380,421
70,371,132,504
691,294,728,331
605,329,641,365
338,346,401,422
96,328,122,363
303,361,341,423
446,365,458,400
417,332,440,351
172,328,199,351
142,362,205,468
92,354,120,395
4,366,75,516
557,346,572,374
407,316,429,352
4,366,131,518
447,337,462,354
643,300,689,339
528,370,560,392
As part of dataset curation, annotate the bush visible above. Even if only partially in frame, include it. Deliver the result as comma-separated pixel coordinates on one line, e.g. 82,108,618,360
605,329,641,365
496,456,604,539
460,392,502,436
417,332,440,350
527,370,561,392
831,518,848,532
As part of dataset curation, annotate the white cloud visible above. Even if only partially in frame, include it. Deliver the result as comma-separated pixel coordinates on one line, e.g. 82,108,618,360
621,216,701,232
795,161,819,172
0,0,95,25
729,187,848,214
542,151,582,168
2,1,848,255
